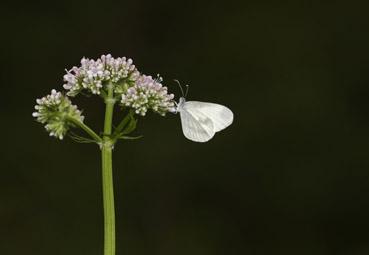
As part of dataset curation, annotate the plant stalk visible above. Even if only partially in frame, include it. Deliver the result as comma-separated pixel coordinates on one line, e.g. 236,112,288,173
102,84,116,255
66,116,102,143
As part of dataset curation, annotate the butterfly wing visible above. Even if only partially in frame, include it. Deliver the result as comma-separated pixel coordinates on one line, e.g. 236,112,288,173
184,101,233,132
179,106,215,142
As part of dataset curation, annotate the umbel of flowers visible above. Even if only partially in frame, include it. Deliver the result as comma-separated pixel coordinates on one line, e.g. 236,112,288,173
33,54,176,141
32,89,84,140
33,54,177,255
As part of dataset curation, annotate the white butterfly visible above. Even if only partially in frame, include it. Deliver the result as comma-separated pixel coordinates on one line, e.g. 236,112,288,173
176,97,234,142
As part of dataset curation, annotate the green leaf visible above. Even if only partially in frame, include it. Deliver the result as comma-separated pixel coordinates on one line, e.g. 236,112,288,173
121,115,137,135
118,135,143,140
68,131,98,144
112,110,132,137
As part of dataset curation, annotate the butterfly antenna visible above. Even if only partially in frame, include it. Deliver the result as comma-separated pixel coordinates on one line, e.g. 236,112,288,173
184,84,189,97
174,79,185,97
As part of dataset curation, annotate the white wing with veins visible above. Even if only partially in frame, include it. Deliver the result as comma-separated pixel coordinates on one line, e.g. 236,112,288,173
183,101,233,132
179,106,215,142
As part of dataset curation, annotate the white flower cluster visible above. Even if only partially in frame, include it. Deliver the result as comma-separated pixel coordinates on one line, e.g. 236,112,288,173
33,55,177,140
32,90,84,139
121,75,176,116
63,54,140,96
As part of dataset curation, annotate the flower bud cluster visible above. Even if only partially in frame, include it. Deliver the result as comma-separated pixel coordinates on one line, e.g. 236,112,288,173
121,75,176,116
63,54,139,96
32,90,84,139
34,55,177,140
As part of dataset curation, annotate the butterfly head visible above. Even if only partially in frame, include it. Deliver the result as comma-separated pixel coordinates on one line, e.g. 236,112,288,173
175,97,186,113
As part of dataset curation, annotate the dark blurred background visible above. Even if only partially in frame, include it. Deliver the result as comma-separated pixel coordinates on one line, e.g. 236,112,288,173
1,0,369,254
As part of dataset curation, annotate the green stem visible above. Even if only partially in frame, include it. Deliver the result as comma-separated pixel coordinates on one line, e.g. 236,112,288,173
101,142,115,255
111,109,133,141
67,117,102,143
102,84,116,255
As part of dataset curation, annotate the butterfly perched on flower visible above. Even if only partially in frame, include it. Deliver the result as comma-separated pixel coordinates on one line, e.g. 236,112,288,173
174,81,233,142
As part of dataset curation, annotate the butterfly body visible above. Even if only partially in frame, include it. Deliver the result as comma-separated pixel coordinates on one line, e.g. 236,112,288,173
177,97,233,142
